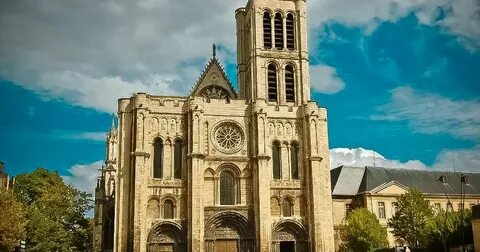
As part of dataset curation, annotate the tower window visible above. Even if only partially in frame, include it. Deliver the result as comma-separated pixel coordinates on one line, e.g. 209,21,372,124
290,142,299,179
153,138,163,178
263,12,272,49
267,64,278,102
173,139,183,179
220,171,235,205
274,13,284,49
285,65,295,102
282,199,292,217
163,199,174,219
286,14,295,50
272,141,281,179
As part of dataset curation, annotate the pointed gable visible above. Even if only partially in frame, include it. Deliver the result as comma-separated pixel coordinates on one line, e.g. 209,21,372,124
190,57,237,100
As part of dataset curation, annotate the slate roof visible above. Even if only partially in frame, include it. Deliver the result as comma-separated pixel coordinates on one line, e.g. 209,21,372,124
331,166,480,196
331,166,365,196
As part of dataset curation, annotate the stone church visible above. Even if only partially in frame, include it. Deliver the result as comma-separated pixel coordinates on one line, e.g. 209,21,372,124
94,0,335,251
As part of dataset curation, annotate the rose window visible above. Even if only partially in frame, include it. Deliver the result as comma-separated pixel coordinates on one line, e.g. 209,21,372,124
212,122,245,154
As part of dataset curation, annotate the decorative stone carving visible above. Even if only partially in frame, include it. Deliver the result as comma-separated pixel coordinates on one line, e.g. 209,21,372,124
200,86,229,100
212,121,245,154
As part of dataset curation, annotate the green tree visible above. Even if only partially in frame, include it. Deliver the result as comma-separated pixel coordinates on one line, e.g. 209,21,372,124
426,208,473,251
14,168,93,252
0,189,27,252
425,209,459,251
388,188,434,248
340,208,389,252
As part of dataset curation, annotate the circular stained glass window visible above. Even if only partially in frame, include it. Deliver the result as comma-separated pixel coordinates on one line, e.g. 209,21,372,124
212,121,245,154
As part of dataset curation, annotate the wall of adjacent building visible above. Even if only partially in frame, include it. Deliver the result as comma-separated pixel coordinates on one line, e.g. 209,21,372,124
333,193,480,250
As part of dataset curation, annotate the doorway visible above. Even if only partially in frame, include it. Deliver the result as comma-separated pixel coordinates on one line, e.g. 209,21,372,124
279,241,295,252
215,240,237,252
148,244,174,252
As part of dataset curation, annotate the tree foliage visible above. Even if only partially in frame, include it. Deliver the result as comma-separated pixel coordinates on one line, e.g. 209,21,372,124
0,189,27,252
388,188,434,248
340,208,389,252
13,168,93,252
426,209,473,250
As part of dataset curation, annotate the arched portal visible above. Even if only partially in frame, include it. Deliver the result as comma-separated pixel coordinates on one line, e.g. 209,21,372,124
272,220,309,252
204,211,254,252
147,221,186,252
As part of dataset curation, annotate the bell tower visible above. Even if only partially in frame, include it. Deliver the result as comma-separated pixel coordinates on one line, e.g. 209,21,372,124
236,0,310,105
237,1,335,252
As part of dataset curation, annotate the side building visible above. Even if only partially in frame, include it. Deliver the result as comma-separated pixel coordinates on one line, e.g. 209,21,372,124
330,166,480,249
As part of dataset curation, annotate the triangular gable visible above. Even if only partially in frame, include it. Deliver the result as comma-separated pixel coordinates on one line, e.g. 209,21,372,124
190,57,237,99
370,181,409,195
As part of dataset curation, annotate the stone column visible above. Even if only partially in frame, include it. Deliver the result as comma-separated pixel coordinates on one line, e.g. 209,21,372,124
188,100,205,252
303,103,334,252
252,107,272,252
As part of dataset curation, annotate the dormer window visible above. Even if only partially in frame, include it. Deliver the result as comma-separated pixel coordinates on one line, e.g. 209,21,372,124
439,175,447,183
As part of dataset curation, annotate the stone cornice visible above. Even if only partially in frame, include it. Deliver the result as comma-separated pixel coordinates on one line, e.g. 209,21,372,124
130,151,150,158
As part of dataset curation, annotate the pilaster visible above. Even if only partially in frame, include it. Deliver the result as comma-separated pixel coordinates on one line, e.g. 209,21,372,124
252,103,272,252
188,100,206,252
303,103,334,252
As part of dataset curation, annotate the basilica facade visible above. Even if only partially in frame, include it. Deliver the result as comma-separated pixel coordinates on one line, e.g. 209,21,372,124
94,0,335,251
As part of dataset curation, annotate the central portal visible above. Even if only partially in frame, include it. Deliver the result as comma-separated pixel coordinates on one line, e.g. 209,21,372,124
279,241,295,252
214,240,237,252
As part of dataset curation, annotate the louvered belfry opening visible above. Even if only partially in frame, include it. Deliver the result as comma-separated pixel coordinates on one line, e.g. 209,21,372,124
286,13,294,50
263,12,272,49
274,13,284,49
267,64,278,102
285,65,295,102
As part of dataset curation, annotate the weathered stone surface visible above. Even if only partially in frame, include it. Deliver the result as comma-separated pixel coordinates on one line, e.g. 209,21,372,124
94,0,335,251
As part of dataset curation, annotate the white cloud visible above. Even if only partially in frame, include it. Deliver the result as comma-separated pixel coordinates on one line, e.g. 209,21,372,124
38,71,178,113
62,160,103,195
330,147,427,170
330,146,480,173
309,64,345,94
0,0,242,113
308,0,480,50
430,147,480,172
371,86,480,140
51,130,107,142
1,0,478,113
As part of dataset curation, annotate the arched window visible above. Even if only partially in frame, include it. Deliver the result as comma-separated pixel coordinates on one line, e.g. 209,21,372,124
274,13,284,49
220,171,235,205
263,12,272,49
286,13,294,50
153,138,163,178
282,199,292,217
173,139,183,179
290,142,299,179
163,199,174,219
272,141,281,179
267,64,278,102
285,65,295,102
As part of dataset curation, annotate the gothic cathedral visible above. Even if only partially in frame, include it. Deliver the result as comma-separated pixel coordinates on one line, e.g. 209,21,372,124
94,0,335,251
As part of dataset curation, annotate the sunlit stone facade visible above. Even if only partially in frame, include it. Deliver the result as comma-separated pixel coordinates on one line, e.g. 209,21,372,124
94,0,335,251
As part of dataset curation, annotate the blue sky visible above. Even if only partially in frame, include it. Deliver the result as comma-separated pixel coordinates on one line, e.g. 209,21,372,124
0,0,479,193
